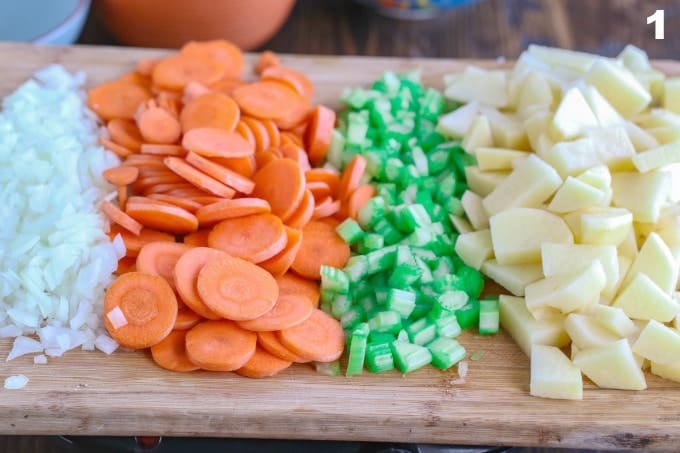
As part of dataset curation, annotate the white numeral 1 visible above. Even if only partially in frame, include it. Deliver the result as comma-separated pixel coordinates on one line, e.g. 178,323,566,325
647,9,665,40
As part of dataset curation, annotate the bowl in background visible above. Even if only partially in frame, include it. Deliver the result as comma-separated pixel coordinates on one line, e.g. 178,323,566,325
355,0,480,19
97,0,296,50
0,0,91,45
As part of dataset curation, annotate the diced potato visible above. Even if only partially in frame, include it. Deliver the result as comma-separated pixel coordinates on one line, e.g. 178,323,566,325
633,139,680,172
490,208,573,265
523,109,552,156
444,66,508,108
646,126,680,145
611,171,670,223
650,360,680,383
583,126,637,171
550,87,599,140
584,59,651,118
481,260,544,297
528,44,598,73
580,207,633,246
564,313,621,350
517,72,554,114
613,273,679,322
479,106,529,150
632,320,680,365
449,215,473,234
572,339,647,390
461,190,489,230
601,255,632,304
635,108,680,129
617,228,638,260
475,147,530,172
461,114,493,153
464,166,508,198
525,260,606,315
579,84,624,127
530,345,583,400
455,229,493,270
547,176,608,213
663,78,680,114
635,69,665,105
621,232,679,295
499,295,569,357
436,101,479,138
483,155,562,216
575,165,611,191
590,304,637,337
617,44,652,72
541,243,619,294
624,121,659,151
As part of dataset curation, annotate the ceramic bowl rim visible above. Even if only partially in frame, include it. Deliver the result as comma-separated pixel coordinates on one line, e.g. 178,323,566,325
32,0,91,44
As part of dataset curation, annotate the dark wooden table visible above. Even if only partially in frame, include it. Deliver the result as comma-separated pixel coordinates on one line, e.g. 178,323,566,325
79,0,680,59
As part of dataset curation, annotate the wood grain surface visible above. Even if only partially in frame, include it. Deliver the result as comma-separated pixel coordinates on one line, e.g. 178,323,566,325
0,42,679,451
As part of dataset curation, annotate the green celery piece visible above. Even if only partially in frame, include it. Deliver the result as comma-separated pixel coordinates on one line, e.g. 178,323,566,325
336,218,364,245
396,329,410,342
386,288,416,318
344,255,368,282
340,306,364,330
478,298,500,335
365,246,397,275
427,147,451,175
432,256,455,278
405,318,437,345
331,294,353,318
368,331,395,344
388,265,422,289
356,233,384,254
357,196,386,229
320,266,350,294
315,360,341,376
326,130,345,170
457,265,485,299
346,323,369,376
368,310,403,333
427,337,466,370
372,218,403,245
365,343,395,373
411,147,429,176
383,157,405,182
432,314,462,338
455,299,481,330
391,340,432,373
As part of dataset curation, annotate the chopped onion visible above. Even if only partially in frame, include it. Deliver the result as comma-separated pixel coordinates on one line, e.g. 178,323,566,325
106,307,128,330
6,336,43,361
458,360,469,379
4,374,28,389
33,354,48,365
95,334,119,355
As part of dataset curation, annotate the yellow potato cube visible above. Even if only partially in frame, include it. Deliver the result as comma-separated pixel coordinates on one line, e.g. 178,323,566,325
481,260,543,297
632,320,680,365
530,345,583,400
572,339,647,390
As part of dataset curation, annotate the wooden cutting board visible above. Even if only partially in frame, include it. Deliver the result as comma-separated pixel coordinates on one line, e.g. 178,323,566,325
1,42,679,451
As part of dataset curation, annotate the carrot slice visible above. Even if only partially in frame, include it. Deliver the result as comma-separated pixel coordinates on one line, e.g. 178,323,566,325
235,120,256,149
140,144,186,157
152,53,227,91
137,58,160,76
163,156,236,199
101,200,143,237
280,143,311,171
142,182,198,195
237,293,313,332
150,329,200,372
185,320,257,371
99,137,134,158
305,168,341,197
257,331,309,363
134,174,188,193
209,75,246,95
185,151,255,194
196,198,271,226
173,247,226,320
291,219,350,280
181,40,244,79
180,92,240,133
261,66,314,101
274,102,311,131
278,309,344,362
252,158,305,221
276,273,320,308
284,188,315,229
109,225,175,258
254,149,279,170
136,106,182,144
197,254,279,321
156,91,182,118
115,256,137,275
183,229,211,247
232,81,311,126
306,181,331,201
136,241,192,290
235,346,292,378
107,119,144,151
255,50,281,75
258,227,303,277
187,196,226,205
146,193,203,213
88,81,151,121
104,271,178,350
312,197,341,219
304,105,336,165
126,201,199,234
173,308,204,331
280,131,303,148
208,213,287,263
261,119,281,149
240,117,271,153
122,154,167,169
182,127,254,158
182,81,212,104
347,184,377,220
103,165,139,186
117,71,151,89
339,155,367,201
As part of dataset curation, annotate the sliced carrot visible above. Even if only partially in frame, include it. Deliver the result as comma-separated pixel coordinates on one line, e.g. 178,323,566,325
88,81,151,121
291,219,350,280
236,346,292,378
126,201,199,234
118,185,129,211
280,131,303,148
117,71,151,89
238,292,313,332
185,320,257,371
257,331,309,363
347,184,377,220
115,256,137,275
185,151,255,194
147,194,203,213
181,40,244,79
261,119,281,149
276,272,320,308
173,308,204,331
188,195,226,205
99,137,134,158
136,166,177,178
107,119,144,151
276,106,310,132
240,117,271,153
306,181,331,201
101,200,143,236
255,50,281,75
152,53,227,91
182,81,212,105
126,196,174,207
305,168,341,197
196,254,279,321
109,225,174,258
278,309,344,362
284,188,315,229
140,144,186,157
156,91,182,118
254,149,279,169
258,226,303,277
173,247,225,320
163,156,236,199
252,158,305,221
133,174,188,193
136,241,193,289
104,271,178,350
261,66,314,101
150,329,200,372
180,92,240,133
142,182,198,195
182,127,255,158
208,213,287,263
103,165,139,186
137,58,161,76
183,229,211,247
304,105,336,165
136,106,182,144
122,154,167,169
235,120,256,148
280,143,311,171
208,75,246,95
339,155,367,201
312,197,341,219
232,81,311,127
196,198,271,226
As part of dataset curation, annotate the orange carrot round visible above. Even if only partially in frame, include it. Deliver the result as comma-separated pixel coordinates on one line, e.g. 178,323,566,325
304,105,336,165
173,247,225,320
254,149,279,169
185,320,257,371
115,256,137,275
136,106,182,144
99,137,134,158
257,331,309,363
278,309,345,362
255,50,281,75
107,119,144,151
163,156,236,199
180,92,240,133
306,181,331,201
240,117,271,153
252,158,305,221
208,213,287,263
196,198,271,226
109,225,175,258
258,226,303,277
276,273,320,308
347,184,377,220
305,168,341,198
140,144,186,157
312,197,341,219
232,81,310,126
182,127,255,158
136,241,193,290
181,40,244,79
152,53,227,91
101,200,144,236
261,119,281,149
103,165,139,186
126,201,199,234
235,346,292,378
185,151,255,194
339,154,367,201
237,293,313,332
173,308,204,331
146,193,203,213
183,229,211,247
150,329,200,372
261,65,314,101
280,143,311,171
88,81,151,121
291,219,350,280
284,188,315,229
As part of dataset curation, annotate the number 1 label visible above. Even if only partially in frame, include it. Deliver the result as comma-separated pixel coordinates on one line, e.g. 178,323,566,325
648,9,665,40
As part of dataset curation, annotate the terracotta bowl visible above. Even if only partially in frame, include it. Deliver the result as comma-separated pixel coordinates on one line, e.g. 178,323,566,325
97,0,296,50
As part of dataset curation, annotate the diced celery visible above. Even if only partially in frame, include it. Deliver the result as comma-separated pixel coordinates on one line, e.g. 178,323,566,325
386,288,416,318
358,197,386,229
340,306,364,330
432,256,455,278
320,266,350,294
455,299,481,330
478,298,499,335
435,290,469,313
433,314,462,338
427,337,466,370
356,233,384,254
366,343,395,373
388,265,422,289
315,360,341,376
391,341,432,373
366,247,397,275
344,255,368,282
331,294,353,318
346,323,369,376
336,218,364,245
399,204,431,233
372,219,403,245
457,265,485,298
396,329,410,343
406,318,437,345
368,310,403,333
412,147,429,176
368,331,395,344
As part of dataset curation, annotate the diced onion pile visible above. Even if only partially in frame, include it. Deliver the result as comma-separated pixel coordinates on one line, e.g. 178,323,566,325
0,65,123,362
